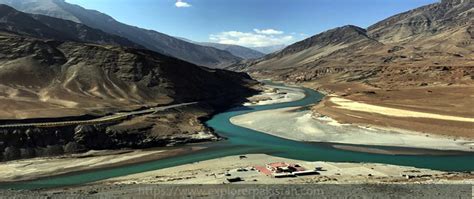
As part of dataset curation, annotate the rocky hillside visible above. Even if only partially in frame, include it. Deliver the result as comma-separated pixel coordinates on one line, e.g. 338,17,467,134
0,33,256,161
368,0,473,43
0,5,140,48
0,34,256,119
0,8,258,160
231,0,473,88
0,0,242,68
229,25,381,71
199,42,265,59
251,45,287,54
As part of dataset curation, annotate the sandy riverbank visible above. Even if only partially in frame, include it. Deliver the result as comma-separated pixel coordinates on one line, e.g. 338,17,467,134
329,96,474,123
231,82,474,152
0,146,205,182
79,154,474,185
230,106,474,152
244,85,305,106
6,154,471,198
307,81,474,139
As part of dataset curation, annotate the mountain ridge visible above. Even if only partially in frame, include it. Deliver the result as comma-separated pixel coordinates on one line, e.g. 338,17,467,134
230,0,473,89
196,42,265,59
0,0,242,68
0,4,141,48
0,5,257,120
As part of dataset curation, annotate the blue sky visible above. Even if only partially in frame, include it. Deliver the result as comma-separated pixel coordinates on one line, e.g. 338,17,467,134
66,0,439,47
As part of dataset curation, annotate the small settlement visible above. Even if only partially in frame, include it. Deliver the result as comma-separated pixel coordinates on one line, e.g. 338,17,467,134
254,162,320,178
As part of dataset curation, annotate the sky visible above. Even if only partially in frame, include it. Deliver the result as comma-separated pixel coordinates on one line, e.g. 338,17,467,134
65,0,439,47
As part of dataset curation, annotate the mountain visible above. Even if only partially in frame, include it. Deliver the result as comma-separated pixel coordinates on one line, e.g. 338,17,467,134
230,25,380,71
0,0,242,68
250,45,287,54
0,5,258,161
0,5,256,120
0,5,140,48
174,37,265,59
198,43,265,59
227,25,381,71
231,0,473,88
0,34,255,119
367,0,473,43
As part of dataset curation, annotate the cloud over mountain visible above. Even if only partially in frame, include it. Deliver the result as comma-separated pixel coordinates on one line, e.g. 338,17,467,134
209,29,294,47
253,29,284,35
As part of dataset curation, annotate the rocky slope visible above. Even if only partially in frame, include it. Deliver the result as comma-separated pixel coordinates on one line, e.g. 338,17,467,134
251,44,287,54
231,0,473,88
368,0,473,43
0,5,140,48
198,42,265,59
0,35,255,118
0,7,258,161
227,0,474,141
0,0,242,68
229,25,381,72
0,33,256,160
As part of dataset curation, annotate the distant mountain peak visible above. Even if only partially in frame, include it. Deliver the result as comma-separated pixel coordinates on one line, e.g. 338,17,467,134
272,25,373,57
367,0,473,43
0,0,242,68
0,5,141,48
442,0,471,5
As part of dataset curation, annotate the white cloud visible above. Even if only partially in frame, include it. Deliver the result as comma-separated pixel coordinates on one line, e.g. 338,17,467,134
175,0,191,8
209,29,295,47
253,28,284,35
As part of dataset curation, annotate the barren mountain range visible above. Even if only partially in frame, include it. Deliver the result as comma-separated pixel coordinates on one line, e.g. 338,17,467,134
198,42,266,59
0,0,243,68
0,4,259,160
0,0,472,161
231,0,473,89
176,37,266,59
0,5,256,120
0,5,140,48
229,0,473,138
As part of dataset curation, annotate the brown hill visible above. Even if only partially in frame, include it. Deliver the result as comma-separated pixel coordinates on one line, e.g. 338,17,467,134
0,0,243,68
0,4,140,48
0,35,256,119
231,0,473,89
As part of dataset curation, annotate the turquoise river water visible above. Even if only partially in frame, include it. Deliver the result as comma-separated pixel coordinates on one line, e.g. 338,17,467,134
2,83,474,189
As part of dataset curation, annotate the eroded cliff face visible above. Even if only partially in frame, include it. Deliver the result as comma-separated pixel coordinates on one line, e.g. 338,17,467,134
0,35,257,119
0,105,226,161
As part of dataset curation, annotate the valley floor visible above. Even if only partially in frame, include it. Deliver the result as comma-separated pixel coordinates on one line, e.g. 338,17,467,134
96,154,474,185
24,154,471,198
232,84,474,152
309,82,474,139
0,146,204,182
1,82,473,191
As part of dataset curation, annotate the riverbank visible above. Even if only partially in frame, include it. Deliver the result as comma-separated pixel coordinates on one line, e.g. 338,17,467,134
244,85,305,106
4,154,472,198
0,146,205,182
230,84,474,153
231,106,474,153
2,82,473,192
45,154,474,191
305,81,474,139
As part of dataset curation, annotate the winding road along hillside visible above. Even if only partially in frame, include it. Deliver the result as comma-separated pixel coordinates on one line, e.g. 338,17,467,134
0,102,197,128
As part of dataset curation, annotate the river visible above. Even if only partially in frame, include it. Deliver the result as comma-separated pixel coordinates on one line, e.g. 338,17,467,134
3,83,474,189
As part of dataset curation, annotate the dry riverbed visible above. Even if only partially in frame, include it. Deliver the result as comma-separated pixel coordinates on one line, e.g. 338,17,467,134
0,146,204,182
232,84,474,153
244,85,305,106
62,154,474,186
230,106,474,153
